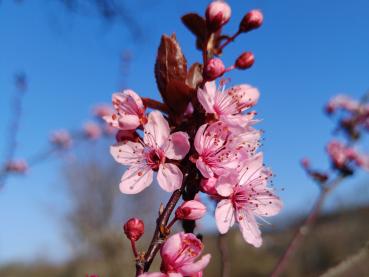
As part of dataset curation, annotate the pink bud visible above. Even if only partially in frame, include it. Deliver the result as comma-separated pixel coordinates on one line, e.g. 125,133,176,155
175,200,207,220
239,10,263,33
50,130,72,149
205,1,231,31
83,122,102,140
204,58,225,81
92,104,114,118
300,158,310,169
235,52,255,70
5,160,28,174
123,218,144,241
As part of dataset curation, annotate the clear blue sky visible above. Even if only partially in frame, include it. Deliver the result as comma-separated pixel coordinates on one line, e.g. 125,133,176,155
1,0,369,264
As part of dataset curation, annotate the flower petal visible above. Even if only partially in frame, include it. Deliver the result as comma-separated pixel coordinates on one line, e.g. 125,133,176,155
252,190,283,217
118,114,141,130
197,81,216,113
110,142,144,165
144,111,170,148
237,210,262,247
215,199,235,234
238,152,264,186
164,132,190,160
157,163,183,192
161,232,182,261
196,159,214,178
179,254,211,276
119,165,153,194
139,273,167,277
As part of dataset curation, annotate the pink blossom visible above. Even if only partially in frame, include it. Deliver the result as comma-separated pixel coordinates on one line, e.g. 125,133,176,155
5,159,28,174
239,10,264,33
214,153,282,247
206,1,231,31
50,129,72,149
110,111,190,194
175,200,207,220
204,58,225,81
197,81,259,130
325,95,360,114
104,90,146,130
194,121,260,178
92,104,114,118
160,232,211,276
83,122,102,140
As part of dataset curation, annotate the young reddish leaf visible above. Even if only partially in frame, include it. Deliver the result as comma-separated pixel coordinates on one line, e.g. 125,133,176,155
155,34,189,114
166,79,193,115
186,63,203,90
181,13,207,40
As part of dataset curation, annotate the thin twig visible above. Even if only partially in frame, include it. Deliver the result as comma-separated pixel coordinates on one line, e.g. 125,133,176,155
218,233,231,277
270,176,344,277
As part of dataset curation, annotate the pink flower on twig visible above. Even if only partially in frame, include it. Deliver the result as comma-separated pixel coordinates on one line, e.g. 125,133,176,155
214,153,282,247
139,232,211,277
104,90,147,130
111,111,190,194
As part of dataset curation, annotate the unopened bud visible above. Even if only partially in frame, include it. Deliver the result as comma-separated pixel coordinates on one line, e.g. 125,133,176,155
300,158,310,170
205,1,231,32
5,159,28,174
123,218,144,241
175,200,207,220
235,52,255,70
205,58,225,81
239,10,263,33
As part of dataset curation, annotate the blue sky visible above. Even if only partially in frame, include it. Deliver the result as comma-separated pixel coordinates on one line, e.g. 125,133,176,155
1,0,369,264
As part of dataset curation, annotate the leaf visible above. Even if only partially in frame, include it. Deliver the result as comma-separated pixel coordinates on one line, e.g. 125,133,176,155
155,34,189,114
186,63,203,89
181,13,206,39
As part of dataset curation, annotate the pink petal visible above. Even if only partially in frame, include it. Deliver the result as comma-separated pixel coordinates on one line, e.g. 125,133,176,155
238,153,264,186
167,274,182,277
194,124,207,154
161,232,182,262
253,190,283,217
157,163,183,192
226,84,259,112
118,114,141,130
144,111,170,148
103,115,120,129
110,142,144,165
215,200,235,234
197,82,216,114
179,254,211,276
237,210,262,247
139,273,167,277
215,183,233,197
123,89,145,110
119,165,153,194
164,132,190,160
196,159,214,178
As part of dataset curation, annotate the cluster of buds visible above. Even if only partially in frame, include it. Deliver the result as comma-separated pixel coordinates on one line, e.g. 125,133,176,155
104,1,282,275
50,129,72,149
326,94,369,140
5,159,28,174
302,93,369,187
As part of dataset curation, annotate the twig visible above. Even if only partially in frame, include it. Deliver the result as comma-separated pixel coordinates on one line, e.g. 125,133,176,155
270,176,344,277
218,233,231,277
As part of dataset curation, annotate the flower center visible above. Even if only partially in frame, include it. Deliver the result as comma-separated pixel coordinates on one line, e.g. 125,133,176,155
145,148,165,170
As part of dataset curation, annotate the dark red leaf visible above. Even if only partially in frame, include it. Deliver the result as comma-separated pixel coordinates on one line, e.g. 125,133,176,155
186,63,203,89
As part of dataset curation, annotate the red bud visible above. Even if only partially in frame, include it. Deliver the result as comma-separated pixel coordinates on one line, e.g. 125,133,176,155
205,1,231,32
123,218,144,241
235,52,255,70
239,10,263,33
204,58,225,81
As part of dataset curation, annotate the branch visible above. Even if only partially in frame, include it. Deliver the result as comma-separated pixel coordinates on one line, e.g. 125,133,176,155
270,176,344,277
142,98,169,113
218,233,231,277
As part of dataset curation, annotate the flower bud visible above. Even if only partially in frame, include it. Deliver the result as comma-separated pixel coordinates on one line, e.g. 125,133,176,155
5,159,28,174
175,200,207,220
83,122,102,140
239,10,263,33
300,158,311,170
204,58,225,81
235,52,255,70
205,1,231,32
123,218,144,241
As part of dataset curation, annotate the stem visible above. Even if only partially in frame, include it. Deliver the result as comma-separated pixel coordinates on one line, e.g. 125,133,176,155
218,233,231,277
130,239,138,258
219,31,241,51
142,98,169,113
166,217,177,229
270,176,344,277
136,175,189,275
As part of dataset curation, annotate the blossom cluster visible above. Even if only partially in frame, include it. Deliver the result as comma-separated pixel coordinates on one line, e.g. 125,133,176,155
104,1,282,275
